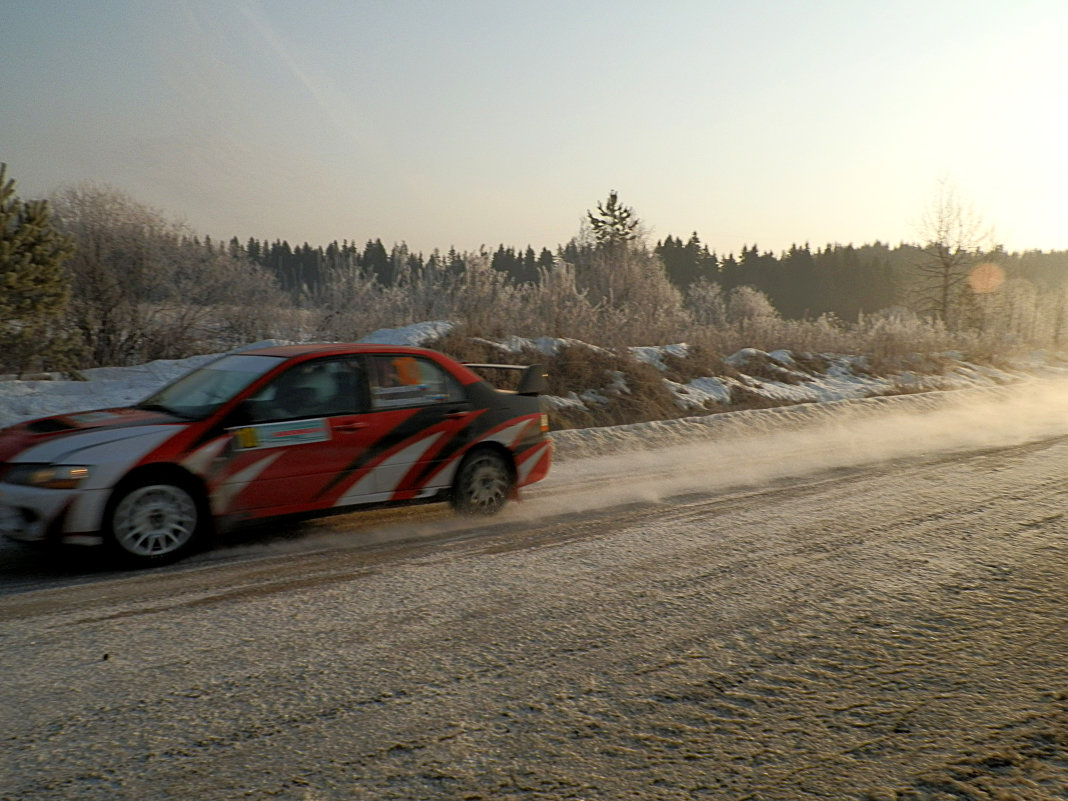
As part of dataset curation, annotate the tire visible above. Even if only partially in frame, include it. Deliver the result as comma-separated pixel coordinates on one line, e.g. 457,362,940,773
105,479,205,566
451,449,513,516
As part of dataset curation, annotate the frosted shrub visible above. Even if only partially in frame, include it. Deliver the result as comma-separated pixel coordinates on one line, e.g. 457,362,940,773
685,279,728,327
305,263,389,340
51,183,285,365
511,261,606,342
442,253,527,337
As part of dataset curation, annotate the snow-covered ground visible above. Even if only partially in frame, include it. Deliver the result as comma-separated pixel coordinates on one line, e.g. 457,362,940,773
6,382,1068,801
8,330,1068,801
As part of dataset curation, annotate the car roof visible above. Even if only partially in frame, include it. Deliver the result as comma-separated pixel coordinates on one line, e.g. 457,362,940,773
238,343,485,384
241,343,432,358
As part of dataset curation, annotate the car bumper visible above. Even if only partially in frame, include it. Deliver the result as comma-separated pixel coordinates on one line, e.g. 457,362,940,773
516,439,553,488
0,483,107,546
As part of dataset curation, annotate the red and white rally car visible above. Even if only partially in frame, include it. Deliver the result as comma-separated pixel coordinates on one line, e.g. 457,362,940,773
0,344,552,565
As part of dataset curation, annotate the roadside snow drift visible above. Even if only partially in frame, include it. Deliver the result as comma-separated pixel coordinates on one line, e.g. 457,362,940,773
1,322,1060,432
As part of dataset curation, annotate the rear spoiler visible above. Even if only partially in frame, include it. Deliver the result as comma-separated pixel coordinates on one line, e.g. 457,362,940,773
464,363,549,396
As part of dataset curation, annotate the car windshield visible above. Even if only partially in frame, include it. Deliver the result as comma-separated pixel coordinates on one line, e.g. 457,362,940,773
136,354,286,420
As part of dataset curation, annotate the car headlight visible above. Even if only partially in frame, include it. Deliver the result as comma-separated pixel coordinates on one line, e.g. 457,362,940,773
6,464,91,489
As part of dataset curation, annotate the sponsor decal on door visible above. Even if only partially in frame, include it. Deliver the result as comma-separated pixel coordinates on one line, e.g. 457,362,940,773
233,419,330,450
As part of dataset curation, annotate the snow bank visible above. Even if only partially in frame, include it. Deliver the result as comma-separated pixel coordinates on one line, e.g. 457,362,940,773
358,321,457,346
0,325,1060,450
474,335,1034,416
549,387,1016,460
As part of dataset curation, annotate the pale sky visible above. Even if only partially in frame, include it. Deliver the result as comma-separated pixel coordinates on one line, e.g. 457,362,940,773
4,0,1067,256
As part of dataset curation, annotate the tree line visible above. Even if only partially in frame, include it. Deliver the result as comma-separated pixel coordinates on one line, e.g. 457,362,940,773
232,228,1068,328
4,165,1068,375
222,237,558,295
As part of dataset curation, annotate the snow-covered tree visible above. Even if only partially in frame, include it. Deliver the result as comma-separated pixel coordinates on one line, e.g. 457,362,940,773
51,182,283,365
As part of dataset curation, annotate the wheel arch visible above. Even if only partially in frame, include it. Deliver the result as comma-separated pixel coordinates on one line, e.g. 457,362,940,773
458,441,517,484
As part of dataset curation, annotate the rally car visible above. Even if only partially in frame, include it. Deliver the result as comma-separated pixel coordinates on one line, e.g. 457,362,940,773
0,344,552,566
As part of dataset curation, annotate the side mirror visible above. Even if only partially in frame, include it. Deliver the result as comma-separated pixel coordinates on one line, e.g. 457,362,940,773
516,364,548,396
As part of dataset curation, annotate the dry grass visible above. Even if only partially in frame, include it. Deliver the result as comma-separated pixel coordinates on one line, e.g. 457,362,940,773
423,325,1044,431
541,346,688,430
789,352,832,374
430,329,694,430
660,345,735,384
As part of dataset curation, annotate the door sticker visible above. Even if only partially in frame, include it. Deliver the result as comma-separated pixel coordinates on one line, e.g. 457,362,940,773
232,419,330,450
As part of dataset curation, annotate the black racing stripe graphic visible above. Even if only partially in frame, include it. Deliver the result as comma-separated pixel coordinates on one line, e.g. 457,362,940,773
406,408,539,489
404,411,504,489
190,421,231,453
315,406,460,498
318,392,544,499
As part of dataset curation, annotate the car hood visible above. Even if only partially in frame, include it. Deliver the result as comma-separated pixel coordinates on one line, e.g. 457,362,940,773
0,407,182,464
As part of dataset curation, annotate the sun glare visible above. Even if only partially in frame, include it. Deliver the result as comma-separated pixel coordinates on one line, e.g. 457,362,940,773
968,262,1005,294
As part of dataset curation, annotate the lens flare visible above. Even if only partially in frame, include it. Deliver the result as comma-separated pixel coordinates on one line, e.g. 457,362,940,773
969,262,1005,294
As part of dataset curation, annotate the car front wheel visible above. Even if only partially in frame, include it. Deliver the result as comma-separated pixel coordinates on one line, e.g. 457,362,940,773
451,449,513,515
106,480,204,565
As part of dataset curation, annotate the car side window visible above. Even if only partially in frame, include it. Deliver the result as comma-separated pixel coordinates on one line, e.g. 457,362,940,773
367,355,465,410
247,359,365,422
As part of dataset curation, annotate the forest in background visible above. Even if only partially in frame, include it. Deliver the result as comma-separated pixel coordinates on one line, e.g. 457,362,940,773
234,233,1068,326
5,165,1068,398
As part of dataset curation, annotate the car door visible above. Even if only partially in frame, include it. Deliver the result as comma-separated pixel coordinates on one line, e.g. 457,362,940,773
216,357,381,516
360,353,473,501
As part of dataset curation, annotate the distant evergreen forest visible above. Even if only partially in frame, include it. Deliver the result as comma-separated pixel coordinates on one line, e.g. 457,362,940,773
223,234,1068,323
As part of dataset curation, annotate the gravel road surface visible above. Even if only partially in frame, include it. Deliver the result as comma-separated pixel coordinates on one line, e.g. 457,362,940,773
3,421,1068,799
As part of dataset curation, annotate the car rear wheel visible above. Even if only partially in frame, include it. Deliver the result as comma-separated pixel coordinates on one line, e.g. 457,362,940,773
451,449,512,515
106,480,204,565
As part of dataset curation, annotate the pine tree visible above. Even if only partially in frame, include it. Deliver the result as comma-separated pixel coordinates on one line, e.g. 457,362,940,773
0,164,77,374
658,232,716,291
537,247,555,272
586,190,639,251
491,244,518,276
362,238,391,285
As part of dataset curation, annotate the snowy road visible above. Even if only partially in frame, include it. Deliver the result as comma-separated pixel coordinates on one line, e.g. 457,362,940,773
4,388,1068,800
